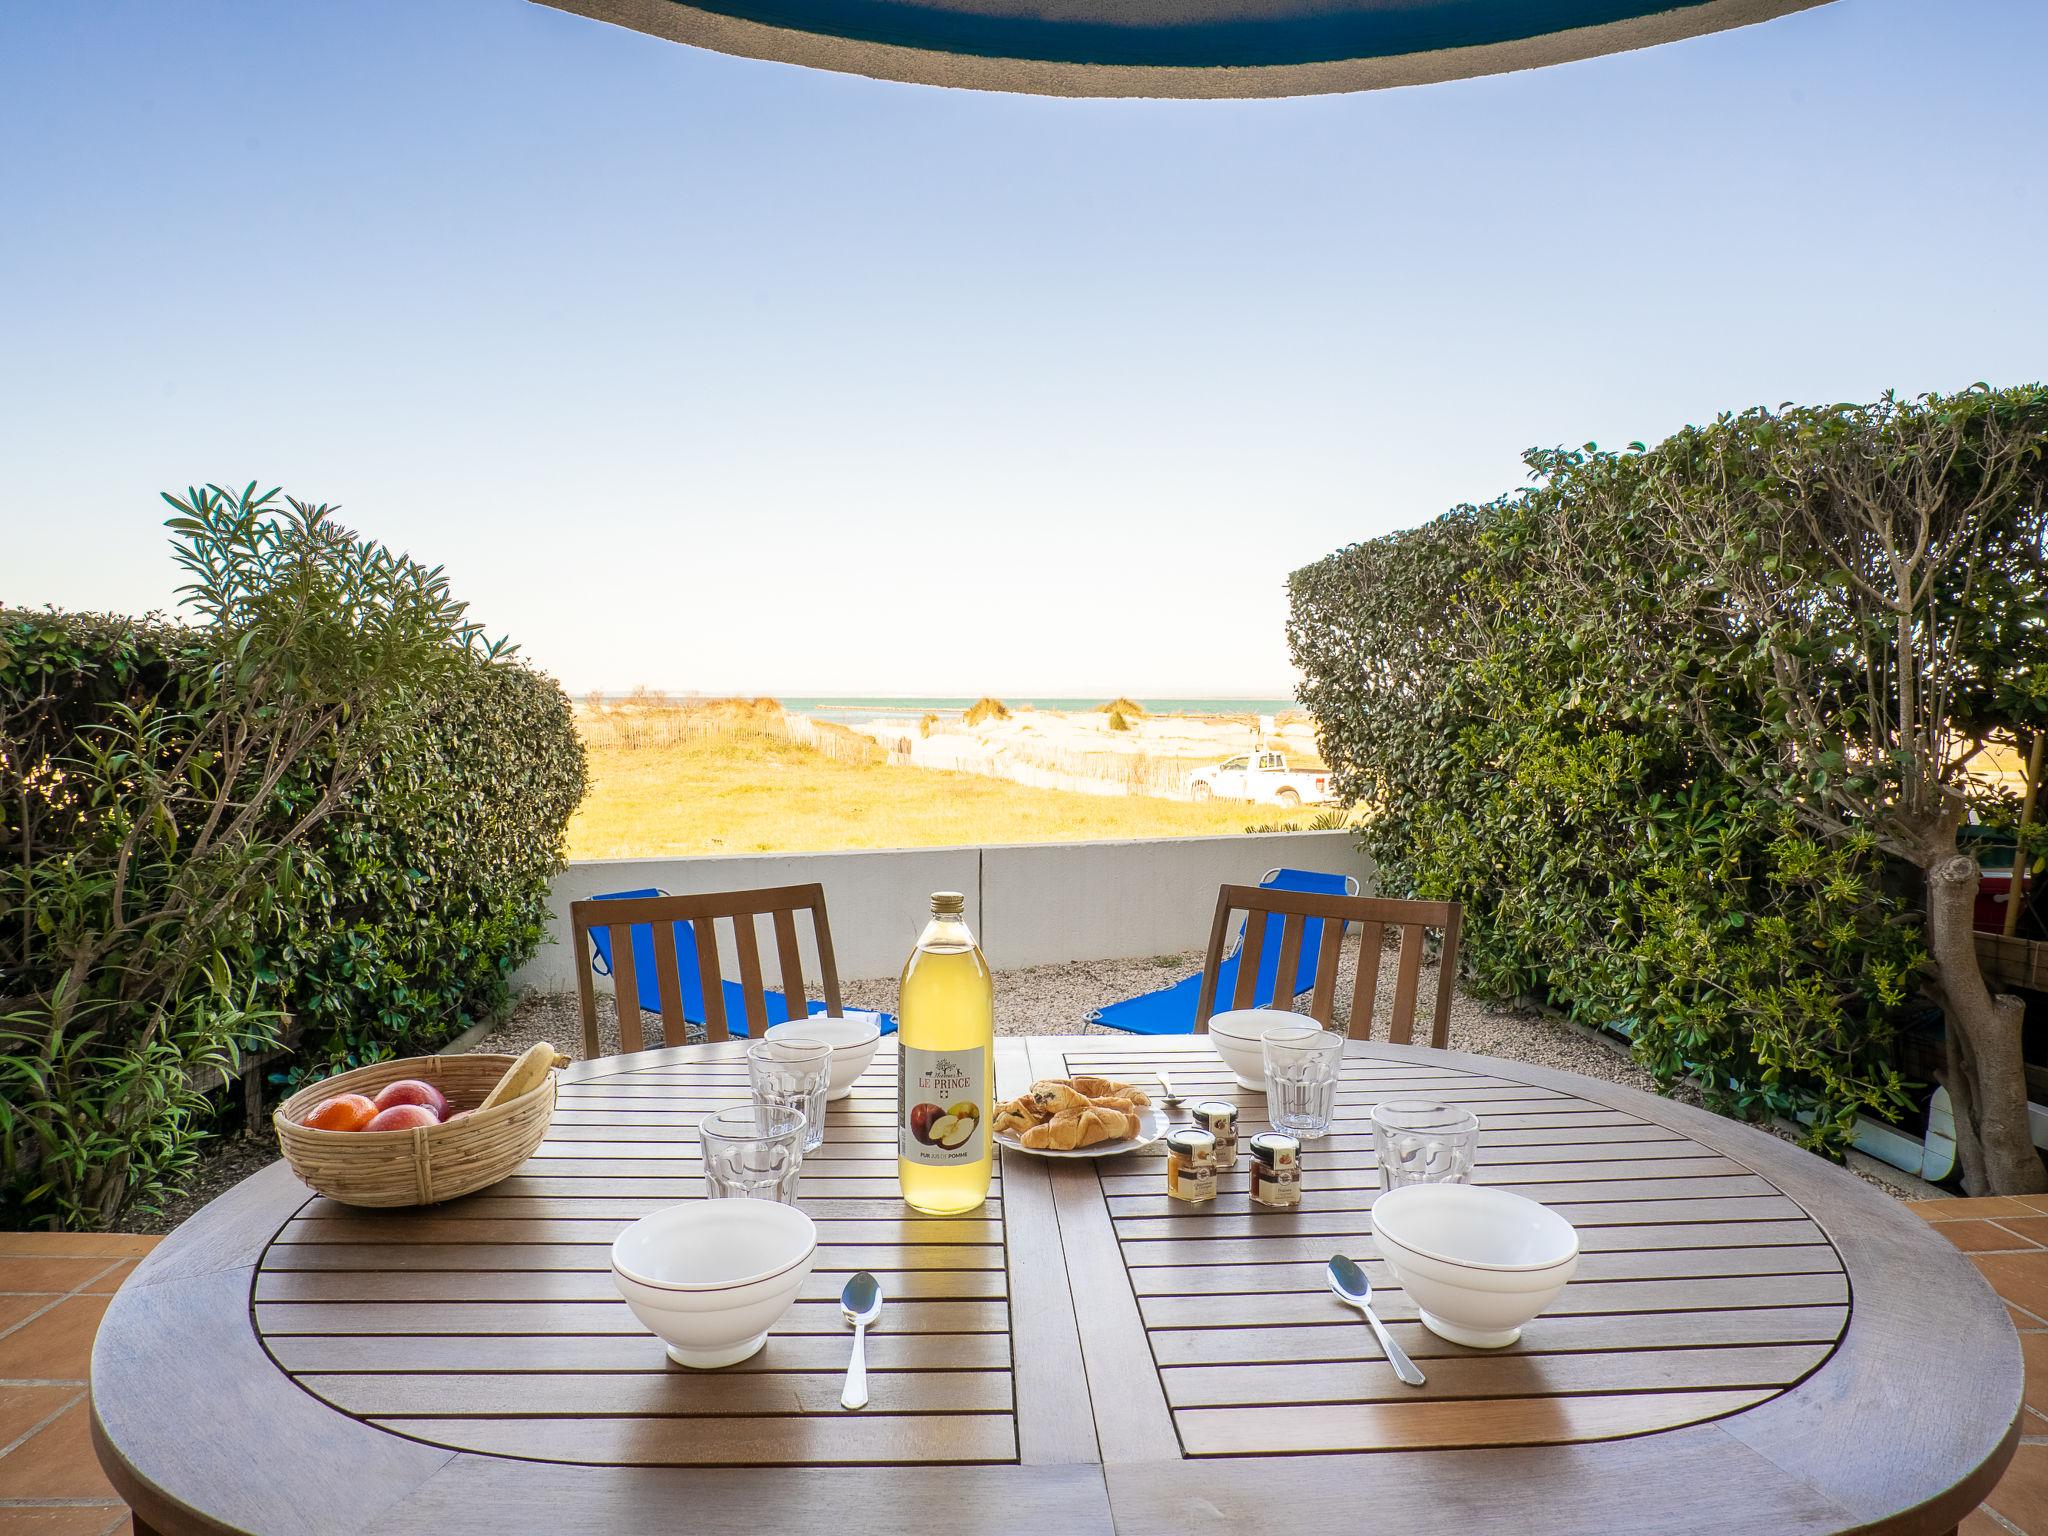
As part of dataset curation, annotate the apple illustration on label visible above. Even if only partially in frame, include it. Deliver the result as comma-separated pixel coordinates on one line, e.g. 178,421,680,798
909,1103,944,1145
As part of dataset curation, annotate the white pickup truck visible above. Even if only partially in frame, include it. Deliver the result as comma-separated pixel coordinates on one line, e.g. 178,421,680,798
1186,751,1334,807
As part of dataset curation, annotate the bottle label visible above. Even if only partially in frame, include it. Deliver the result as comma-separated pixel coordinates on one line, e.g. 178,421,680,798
899,1045,987,1166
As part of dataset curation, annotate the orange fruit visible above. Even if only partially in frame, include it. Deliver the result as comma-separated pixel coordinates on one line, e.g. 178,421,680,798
302,1092,378,1132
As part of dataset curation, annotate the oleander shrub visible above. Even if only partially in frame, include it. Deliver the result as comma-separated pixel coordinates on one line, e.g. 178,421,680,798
1289,389,2048,1154
1,485,586,1228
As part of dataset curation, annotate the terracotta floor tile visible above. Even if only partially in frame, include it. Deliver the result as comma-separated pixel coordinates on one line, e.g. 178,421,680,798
0,1238,105,1260
1961,1509,2019,1536
0,1385,81,1448
1987,1442,2048,1532
74,1264,135,1298
1999,1219,2048,1247
2021,1333,2048,1418
0,1401,119,1501
0,1299,51,1338
1916,1197,2044,1223
1976,1254,2048,1321
0,1258,112,1296
0,1298,110,1383
0,1511,129,1536
1941,1221,2045,1254
0,1237,150,1262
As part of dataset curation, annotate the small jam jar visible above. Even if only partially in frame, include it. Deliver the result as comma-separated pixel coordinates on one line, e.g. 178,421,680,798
1165,1128,1218,1203
1248,1131,1302,1208
1190,1100,1238,1171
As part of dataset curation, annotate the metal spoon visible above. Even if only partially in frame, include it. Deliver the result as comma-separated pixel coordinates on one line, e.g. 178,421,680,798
1326,1254,1425,1387
839,1271,882,1410
1157,1072,1186,1111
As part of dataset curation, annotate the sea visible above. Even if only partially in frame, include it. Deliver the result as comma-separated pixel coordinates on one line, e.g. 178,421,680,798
774,696,1299,727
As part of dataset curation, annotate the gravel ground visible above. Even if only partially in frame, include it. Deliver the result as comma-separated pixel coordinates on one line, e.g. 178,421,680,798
125,932,1900,1231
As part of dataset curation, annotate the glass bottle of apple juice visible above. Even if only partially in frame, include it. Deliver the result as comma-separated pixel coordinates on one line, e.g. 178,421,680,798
898,891,995,1215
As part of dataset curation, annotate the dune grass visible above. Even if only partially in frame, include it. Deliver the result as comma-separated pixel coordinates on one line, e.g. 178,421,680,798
962,697,1011,726
566,722,1303,857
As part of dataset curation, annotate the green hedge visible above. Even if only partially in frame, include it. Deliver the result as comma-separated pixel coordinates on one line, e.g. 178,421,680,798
1,602,585,1225
1287,423,1935,1151
252,649,587,1073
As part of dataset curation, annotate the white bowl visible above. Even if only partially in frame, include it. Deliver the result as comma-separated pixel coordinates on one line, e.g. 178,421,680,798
1371,1182,1579,1348
1205,1008,1299,1090
765,1012,883,1101
611,1200,817,1368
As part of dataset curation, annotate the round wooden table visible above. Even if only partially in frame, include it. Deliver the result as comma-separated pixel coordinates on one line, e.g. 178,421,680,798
93,1034,2020,1535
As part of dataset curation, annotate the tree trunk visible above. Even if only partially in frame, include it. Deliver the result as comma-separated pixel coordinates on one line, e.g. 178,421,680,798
1929,853,2046,1195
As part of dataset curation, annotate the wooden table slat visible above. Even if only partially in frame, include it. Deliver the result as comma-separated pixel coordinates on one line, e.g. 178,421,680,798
254,1266,1010,1303
1124,1245,1846,1293
268,1329,1017,1376
264,1241,1008,1272
256,1297,1010,1335
1137,1272,1848,1330
369,1412,1020,1466
1147,1306,1854,1366
1173,1388,1776,1456
1159,1342,1831,1407
306,1368,1014,1417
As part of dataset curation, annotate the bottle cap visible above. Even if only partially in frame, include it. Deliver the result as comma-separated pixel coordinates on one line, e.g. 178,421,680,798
930,891,966,914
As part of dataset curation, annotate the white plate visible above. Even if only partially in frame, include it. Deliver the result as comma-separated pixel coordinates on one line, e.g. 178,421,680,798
995,1104,1170,1160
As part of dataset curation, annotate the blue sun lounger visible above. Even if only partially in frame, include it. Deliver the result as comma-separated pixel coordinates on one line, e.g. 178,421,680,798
587,888,897,1040
1085,867,1359,1035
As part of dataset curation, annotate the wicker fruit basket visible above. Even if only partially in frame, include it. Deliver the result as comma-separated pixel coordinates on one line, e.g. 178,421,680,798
275,1054,556,1208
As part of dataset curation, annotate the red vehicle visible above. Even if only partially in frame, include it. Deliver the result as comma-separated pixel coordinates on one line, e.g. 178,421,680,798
1976,855,2035,934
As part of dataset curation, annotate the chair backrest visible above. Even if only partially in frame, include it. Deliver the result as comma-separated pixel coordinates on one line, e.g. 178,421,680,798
1224,868,1359,1006
1194,885,1463,1048
569,884,844,1058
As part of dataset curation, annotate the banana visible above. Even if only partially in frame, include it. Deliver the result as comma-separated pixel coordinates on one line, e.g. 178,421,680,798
480,1041,570,1111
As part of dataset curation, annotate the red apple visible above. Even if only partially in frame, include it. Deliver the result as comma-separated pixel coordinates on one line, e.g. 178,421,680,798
908,1103,944,1146
365,1103,439,1132
372,1079,448,1120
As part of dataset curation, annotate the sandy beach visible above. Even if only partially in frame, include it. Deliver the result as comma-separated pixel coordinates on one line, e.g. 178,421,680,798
566,695,1332,858
843,701,1325,800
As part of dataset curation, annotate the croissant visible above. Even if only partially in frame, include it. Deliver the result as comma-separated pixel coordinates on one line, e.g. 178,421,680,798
992,1095,1044,1135
1089,1095,1149,1118
1068,1076,1150,1108
1019,1102,1141,1150
1028,1080,1092,1115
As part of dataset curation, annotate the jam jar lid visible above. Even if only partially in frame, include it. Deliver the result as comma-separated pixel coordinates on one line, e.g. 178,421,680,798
1248,1131,1300,1162
1165,1128,1217,1156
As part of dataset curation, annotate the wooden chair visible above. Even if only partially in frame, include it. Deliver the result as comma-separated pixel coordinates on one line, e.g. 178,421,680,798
1193,885,1463,1048
569,884,846,1059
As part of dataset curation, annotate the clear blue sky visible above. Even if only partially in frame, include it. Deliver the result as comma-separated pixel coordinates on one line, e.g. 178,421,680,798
4,0,2044,697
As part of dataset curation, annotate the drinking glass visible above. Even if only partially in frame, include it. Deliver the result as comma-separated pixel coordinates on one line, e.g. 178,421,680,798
697,1103,807,1201
747,1036,833,1152
1260,1026,1344,1139
1371,1098,1480,1190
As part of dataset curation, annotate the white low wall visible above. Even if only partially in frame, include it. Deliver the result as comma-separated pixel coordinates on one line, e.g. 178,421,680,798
513,830,1372,991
